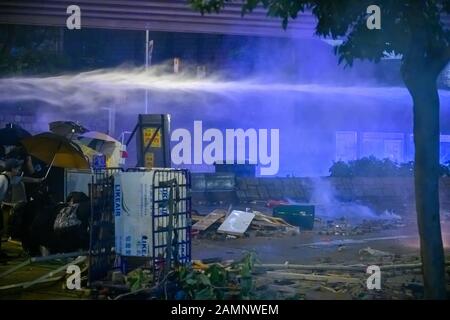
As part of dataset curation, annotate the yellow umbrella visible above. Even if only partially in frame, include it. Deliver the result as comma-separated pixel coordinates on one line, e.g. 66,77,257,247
78,131,119,143
21,132,90,170
76,131,123,167
73,140,101,166
77,131,120,152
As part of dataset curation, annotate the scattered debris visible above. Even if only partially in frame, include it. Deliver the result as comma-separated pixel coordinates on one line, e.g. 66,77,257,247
252,259,450,300
252,211,300,235
192,209,226,231
266,199,289,208
0,253,87,292
111,271,126,285
301,235,415,248
192,209,299,240
125,268,152,292
359,247,394,258
317,216,405,237
303,285,353,300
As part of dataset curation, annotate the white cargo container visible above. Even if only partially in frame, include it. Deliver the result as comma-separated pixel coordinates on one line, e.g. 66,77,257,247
113,170,189,258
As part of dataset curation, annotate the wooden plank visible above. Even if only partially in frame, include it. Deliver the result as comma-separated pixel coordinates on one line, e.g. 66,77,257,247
0,276,62,291
192,209,226,231
22,256,86,289
0,260,31,279
0,251,88,279
257,261,450,272
256,263,367,272
265,271,361,284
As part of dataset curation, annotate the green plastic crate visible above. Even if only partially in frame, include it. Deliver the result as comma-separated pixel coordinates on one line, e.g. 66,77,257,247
273,204,315,230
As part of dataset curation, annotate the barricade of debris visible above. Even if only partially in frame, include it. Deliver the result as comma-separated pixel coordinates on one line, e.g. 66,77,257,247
95,253,449,300
191,209,300,240
71,250,450,300
251,255,450,300
90,253,260,300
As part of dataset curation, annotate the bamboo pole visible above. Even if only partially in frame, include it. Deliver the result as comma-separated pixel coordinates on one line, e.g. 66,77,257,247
0,251,87,279
255,261,450,272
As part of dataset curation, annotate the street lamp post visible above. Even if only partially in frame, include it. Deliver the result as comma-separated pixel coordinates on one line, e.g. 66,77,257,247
145,30,154,114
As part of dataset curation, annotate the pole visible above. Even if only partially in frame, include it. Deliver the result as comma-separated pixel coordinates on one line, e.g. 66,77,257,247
43,138,67,179
43,154,56,180
145,30,149,114
144,31,153,114
108,107,115,136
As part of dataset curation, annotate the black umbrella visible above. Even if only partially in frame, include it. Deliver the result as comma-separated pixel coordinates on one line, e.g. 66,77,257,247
0,123,31,146
49,121,89,138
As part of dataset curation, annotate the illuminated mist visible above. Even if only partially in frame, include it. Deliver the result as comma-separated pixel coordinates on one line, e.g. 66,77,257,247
1,36,450,177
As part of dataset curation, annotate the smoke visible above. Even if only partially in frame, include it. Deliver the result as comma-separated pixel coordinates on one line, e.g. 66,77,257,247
309,177,401,221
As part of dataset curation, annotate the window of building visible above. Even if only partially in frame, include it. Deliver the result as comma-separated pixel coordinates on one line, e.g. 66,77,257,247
335,131,357,161
360,132,405,162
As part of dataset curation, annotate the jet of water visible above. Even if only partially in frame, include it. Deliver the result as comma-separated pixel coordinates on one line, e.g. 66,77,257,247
3,65,448,114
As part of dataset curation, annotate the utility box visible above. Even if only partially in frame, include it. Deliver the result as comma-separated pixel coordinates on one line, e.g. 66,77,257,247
135,114,171,168
273,204,315,230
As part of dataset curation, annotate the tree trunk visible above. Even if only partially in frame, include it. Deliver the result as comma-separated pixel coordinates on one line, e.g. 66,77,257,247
402,63,447,299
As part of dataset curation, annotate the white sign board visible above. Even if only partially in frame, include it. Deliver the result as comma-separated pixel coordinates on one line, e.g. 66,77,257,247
114,170,187,257
217,210,255,236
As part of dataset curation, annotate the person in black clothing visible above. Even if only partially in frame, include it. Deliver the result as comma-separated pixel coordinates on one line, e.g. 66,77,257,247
0,158,44,259
0,159,22,259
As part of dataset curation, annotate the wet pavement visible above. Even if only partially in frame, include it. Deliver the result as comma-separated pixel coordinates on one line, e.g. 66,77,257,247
191,205,450,299
192,205,450,265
